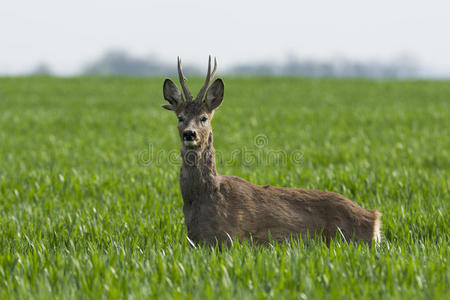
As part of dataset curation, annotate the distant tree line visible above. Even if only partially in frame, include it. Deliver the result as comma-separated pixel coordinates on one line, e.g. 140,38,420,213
81,50,421,78
83,50,200,76
30,49,424,78
231,55,420,78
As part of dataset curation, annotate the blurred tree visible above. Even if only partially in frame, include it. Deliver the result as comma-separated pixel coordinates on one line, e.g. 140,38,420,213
83,49,200,76
30,63,53,75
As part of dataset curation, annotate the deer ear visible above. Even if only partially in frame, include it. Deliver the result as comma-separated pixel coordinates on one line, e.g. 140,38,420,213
163,78,183,108
161,104,176,111
205,78,224,111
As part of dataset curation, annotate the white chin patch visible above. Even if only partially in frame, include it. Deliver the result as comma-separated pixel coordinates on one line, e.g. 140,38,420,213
183,140,198,147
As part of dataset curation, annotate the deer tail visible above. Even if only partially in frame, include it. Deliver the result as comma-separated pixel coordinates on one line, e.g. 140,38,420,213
372,210,382,243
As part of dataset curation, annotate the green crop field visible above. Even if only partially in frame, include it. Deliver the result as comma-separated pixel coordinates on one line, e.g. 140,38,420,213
0,77,448,299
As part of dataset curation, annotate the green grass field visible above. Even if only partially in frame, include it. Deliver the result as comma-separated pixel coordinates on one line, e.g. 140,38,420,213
0,77,449,299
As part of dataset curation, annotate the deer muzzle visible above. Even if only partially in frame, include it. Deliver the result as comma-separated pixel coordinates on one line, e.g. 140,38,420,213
183,130,198,147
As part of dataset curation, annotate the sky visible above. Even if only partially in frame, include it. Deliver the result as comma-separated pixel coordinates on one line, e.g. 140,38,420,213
1,0,449,75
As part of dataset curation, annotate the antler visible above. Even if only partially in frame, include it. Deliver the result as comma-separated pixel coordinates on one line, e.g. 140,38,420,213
195,56,218,101
177,57,192,101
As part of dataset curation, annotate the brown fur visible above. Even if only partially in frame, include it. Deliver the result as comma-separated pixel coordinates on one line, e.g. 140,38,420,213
162,57,381,246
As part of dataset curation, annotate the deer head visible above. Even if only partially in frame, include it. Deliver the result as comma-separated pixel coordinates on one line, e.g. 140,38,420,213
162,56,224,152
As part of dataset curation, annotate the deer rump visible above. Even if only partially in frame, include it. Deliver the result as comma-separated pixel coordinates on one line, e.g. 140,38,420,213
182,174,381,246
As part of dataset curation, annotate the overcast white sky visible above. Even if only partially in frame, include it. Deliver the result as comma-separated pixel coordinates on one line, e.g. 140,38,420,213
1,0,449,75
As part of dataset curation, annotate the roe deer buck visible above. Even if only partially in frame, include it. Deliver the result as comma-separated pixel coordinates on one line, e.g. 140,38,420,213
161,56,381,246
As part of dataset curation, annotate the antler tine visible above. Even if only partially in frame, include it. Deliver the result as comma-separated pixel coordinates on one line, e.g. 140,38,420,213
196,56,218,101
177,56,192,101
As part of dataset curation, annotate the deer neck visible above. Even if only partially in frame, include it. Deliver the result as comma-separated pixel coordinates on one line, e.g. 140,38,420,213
180,131,218,197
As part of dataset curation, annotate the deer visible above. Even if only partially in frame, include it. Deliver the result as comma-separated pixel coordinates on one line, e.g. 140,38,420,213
161,56,381,247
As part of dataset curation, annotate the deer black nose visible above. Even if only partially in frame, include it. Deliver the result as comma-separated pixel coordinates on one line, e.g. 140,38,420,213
183,130,197,141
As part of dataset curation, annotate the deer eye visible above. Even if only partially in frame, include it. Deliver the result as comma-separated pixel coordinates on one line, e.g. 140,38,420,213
177,116,184,123
200,116,208,124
